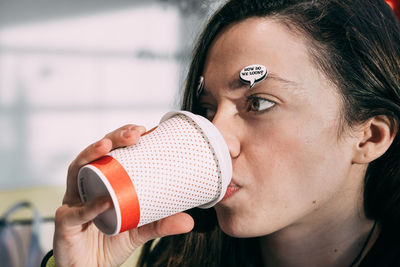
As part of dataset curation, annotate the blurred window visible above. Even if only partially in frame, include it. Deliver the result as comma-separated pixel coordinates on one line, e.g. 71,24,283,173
0,4,183,188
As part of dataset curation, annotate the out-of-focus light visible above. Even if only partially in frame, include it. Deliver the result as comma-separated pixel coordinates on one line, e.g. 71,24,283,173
386,0,400,19
386,0,394,9
0,4,182,188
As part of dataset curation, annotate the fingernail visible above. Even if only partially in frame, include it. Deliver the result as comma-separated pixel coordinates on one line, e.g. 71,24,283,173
136,126,146,135
122,129,133,138
94,139,105,148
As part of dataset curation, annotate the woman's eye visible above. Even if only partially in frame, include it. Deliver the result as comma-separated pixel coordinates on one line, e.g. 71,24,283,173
247,96,275,112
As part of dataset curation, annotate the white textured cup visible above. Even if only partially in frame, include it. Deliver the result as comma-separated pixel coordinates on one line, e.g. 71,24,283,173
77,111,232,235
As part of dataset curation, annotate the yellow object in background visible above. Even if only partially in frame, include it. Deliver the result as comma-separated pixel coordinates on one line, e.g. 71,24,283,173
0,186,141,266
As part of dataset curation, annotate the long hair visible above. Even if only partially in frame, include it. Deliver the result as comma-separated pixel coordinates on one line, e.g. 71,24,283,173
139,1,400,266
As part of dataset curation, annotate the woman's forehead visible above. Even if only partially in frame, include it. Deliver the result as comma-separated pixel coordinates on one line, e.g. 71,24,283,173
204,18,311,76
199,17,341,104
202,18,317,91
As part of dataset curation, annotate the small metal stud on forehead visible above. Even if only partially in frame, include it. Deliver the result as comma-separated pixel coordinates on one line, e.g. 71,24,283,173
239,64,268,88
196,76,204,98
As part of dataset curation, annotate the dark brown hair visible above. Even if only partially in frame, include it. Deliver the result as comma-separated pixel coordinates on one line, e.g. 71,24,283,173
139,1,400,266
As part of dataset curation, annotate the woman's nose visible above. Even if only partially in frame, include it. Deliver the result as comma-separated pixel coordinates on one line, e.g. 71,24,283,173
211,111,241,159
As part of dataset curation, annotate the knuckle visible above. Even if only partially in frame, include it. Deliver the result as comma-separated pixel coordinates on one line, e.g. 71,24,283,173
105,129,121,140
123,124,137,130
153,220,165,238
130,231,145,248
94,138,108,150
54,206,66,226
76,207,86,221
103,132,112,139
67,162,75,175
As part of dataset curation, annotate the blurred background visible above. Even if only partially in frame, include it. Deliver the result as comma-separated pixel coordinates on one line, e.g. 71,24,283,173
0,0,225,190
0,0,224,265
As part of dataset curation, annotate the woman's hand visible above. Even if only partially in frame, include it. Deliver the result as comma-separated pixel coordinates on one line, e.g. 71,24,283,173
53,125,195,267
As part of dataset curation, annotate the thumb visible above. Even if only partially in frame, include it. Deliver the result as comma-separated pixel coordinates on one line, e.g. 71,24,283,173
131,212,194,247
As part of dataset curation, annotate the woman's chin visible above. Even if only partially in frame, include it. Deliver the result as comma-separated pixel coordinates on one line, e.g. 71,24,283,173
219,223,247,238
215,207,277,238
215,211,253,238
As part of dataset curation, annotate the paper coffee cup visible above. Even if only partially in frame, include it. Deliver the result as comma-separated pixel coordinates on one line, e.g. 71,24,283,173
77,111,232,235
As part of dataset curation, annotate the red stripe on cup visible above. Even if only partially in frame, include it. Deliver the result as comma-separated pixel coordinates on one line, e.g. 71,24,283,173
90,155,140,232
141,126,158,137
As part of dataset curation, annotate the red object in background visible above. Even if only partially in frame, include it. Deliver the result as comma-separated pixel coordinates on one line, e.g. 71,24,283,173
386,0,400,20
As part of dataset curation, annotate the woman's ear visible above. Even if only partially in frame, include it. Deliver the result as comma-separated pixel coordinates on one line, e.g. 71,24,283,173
352,115,397,164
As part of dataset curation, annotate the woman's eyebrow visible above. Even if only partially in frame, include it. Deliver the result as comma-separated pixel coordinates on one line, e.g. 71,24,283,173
200,72,303,97
266,73,302,90
228,72,303,92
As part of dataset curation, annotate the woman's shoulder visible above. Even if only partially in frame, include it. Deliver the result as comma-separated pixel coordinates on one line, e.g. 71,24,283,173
359,228,400,267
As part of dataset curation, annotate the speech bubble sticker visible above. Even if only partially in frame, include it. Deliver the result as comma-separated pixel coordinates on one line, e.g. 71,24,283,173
196,76,204,98
239,64,268,88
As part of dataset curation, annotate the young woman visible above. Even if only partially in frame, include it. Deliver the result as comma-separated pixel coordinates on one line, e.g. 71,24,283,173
45,0,400,266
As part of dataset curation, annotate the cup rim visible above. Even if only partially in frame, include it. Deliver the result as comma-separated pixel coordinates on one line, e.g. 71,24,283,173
160,110,232,208
78,164,122,236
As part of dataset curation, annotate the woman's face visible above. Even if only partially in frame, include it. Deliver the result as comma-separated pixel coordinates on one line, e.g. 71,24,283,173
200,18,363,238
